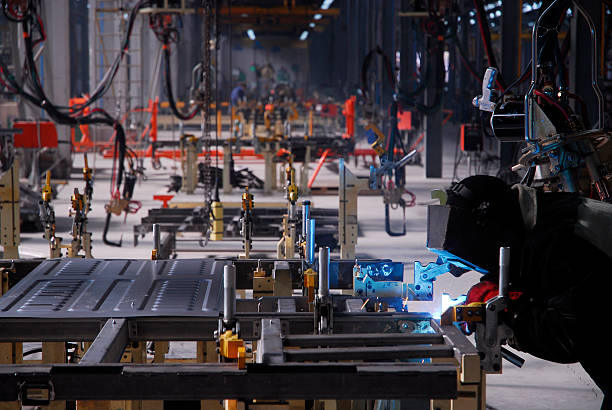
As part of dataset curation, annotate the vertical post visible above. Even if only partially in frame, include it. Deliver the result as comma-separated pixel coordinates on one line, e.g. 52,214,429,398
499,0,522,173
264,143,275,194
302,200,311,236
300,145,311,194
0,269,21,410
224,264,236,325
499,247,510,297
210,201,224,241
318,247,330,300
0,158,19,258
42,342,66,410
198,339,223,410
152,223,160,260
424,37,443,178
42,0,71,174
223,143,232,194
308,218,316,265
339,159,367,259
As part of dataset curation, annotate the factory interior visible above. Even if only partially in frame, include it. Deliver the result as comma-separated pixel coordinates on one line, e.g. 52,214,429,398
1,0,611,409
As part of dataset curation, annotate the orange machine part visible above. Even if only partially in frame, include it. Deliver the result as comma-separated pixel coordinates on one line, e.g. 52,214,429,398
398,109,412,131
70,96,93,152
342,96,356,139
13,121,59,148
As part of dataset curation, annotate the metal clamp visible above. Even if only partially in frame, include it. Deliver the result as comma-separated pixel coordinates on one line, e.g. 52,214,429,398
475,247,515,373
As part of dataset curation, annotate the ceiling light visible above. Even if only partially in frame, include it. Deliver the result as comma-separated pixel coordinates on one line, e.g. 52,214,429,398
314,13,322,20
299,30,309,41
246,29,256,40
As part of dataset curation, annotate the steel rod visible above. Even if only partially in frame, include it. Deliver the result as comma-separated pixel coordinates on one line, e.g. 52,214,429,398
224,264,236,323
318,247,330,299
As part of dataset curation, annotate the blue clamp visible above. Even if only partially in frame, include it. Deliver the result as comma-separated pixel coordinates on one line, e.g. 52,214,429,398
412,258,453,301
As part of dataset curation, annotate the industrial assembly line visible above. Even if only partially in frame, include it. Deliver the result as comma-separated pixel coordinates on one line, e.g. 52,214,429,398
1,1,611,409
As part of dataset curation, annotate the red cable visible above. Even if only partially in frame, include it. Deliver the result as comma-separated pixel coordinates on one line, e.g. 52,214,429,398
533,90,571,122
473,0,505,92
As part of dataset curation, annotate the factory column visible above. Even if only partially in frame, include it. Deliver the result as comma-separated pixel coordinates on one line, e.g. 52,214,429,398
42,0,71,178
424,36,443,179
499,0,522,177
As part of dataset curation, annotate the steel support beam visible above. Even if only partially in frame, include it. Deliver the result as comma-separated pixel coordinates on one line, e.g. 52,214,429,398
0,362,458,402
283,345,453,362
283,333,444,348
80,318,128,364
256,318,284,364
424,36,443,178
499,0,522,173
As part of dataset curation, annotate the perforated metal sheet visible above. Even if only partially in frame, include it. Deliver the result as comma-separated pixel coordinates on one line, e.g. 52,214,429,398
0,258,229,318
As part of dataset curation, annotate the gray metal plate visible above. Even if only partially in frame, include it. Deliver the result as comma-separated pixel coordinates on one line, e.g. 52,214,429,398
0,258,230,318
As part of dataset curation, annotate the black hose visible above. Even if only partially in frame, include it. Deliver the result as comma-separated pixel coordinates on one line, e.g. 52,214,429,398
103,213,122,247
162,43,201,121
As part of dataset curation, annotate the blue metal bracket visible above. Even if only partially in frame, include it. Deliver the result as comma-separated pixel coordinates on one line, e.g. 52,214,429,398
412,258,453,301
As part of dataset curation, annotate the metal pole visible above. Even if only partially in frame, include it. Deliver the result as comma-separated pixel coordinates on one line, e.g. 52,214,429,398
318,247,330,299
424,35,443,178
308,219,316,265
153,223,160,254
500,0,521,171
498,247,510,297
302,200,311,236
224,264,236,324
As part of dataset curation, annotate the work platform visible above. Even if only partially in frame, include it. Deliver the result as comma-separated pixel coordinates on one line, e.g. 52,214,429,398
0,258,484,407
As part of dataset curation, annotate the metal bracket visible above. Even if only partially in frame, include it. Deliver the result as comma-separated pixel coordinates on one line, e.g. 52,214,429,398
412,260,452,301
18,381,55,406
128,321,138,339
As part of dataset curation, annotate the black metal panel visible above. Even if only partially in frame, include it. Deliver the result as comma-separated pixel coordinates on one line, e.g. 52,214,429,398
0,258,229,318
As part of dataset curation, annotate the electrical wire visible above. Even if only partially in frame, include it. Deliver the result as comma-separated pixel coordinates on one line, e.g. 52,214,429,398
162,44,200,120
472,0,505,91
533,89,571,122
0,1,132,198
153,13,201,121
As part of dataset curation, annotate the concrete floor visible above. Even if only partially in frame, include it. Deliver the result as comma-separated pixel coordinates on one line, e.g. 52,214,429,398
11,128,604,409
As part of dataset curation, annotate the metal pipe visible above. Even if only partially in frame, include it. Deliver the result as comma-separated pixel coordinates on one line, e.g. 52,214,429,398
302,200,311,236
304,219,311,263
573,1,604,129
394,149,418,170
318,247,330,299
153,223,161,254
501,346,525,368
499,247,510,297
307,219,316,265
525,0,560,142
224,264,236,323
